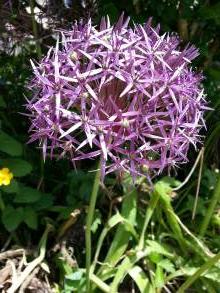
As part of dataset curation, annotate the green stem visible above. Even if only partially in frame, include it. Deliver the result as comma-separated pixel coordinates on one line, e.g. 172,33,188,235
138,189,160,250
90,225,109,276
199,173,220,237
110,249,150,292
86,166,101,293
177,252,220,293
29,0,41,57
161,203,187,252
90,273,110,293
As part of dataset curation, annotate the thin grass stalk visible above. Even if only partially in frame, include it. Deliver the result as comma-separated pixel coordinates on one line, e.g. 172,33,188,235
177,252,220,292
86,165,101,292
192,147,204,219
90,273,110,293
199,173,220,237
138,189,160,250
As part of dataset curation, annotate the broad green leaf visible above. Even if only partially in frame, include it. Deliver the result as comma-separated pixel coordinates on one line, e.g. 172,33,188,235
33,193,54,211
66,270,84,281
1,179,19,194
2,205,23,231
149,252,162,264
50,206,74,220
158,259,175,273
14,186,42,203
0,159,32,177
64,269,86,292
146,240,173,257
23,208,38,229
128,266,154,293
0,131,22,156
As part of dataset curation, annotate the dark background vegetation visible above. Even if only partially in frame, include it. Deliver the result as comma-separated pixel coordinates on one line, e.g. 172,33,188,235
0,0,220,292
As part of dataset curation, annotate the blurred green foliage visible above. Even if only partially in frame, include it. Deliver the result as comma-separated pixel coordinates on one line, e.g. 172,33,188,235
0,0,220,292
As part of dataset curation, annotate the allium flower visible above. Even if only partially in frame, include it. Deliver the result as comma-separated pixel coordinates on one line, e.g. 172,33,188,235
26,14,208,180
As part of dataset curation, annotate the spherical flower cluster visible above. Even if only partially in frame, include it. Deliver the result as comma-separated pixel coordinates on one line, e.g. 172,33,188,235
26,14,208,180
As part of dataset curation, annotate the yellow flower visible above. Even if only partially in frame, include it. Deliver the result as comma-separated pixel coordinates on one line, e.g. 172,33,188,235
0,168,13,186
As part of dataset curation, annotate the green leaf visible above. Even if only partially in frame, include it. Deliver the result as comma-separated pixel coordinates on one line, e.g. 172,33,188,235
181,266,220,283
1,179,19,194
0,131,22,156
33,193,54,211
64,269,86,292
54,253,73,278
102,189,137,269
160,176,181,188
55,206,75,221
128,266,154,293
158,259,175,273
201,278,218,293
90,212,125,278
0,159,32,177
146,240,173,257
23,208,38,229
157,179,186,250
14,186,42,203
90,212,138,279
154,179,172,204
109,247,153,292
211,214,220,227
66,270,84,281
155,266,165,288
91,210,102,233
107,212,124,228
149,252,162,264
2,205,23,231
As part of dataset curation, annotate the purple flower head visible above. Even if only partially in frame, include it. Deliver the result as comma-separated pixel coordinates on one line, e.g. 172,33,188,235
26,14,208,181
